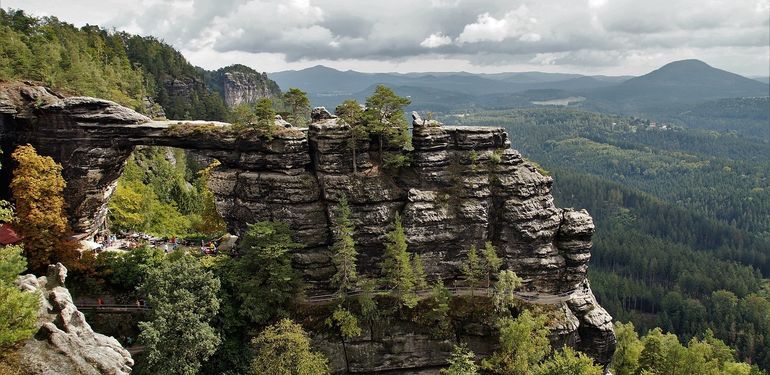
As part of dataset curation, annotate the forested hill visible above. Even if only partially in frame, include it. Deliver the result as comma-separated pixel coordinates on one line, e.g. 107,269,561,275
456,108,770,369
0,9,280,121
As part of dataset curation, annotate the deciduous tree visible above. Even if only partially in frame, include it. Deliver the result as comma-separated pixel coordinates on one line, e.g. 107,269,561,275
11,144,78,273
138,255,221,375
251,319,330,375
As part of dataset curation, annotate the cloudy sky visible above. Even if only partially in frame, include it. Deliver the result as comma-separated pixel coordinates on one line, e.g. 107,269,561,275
6,0,770,76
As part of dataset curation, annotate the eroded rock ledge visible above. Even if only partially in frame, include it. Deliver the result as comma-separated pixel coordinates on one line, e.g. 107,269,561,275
15,263,133,375
0,82,615,371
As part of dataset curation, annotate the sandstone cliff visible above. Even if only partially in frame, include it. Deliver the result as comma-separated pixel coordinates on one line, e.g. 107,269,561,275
15,263,133,375
0,82,615,372
205,64,282,107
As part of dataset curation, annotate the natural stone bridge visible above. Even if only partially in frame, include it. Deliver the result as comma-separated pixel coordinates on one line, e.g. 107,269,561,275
0,82,615,366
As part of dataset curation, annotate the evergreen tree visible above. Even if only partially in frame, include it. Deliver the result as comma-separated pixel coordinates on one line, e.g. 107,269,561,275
226,221,301,325
381,213,418,308
441,344,479,375
254,98,276,134
461,244,484,293
283,88,310,126
492,270,524,311
363,85,411,164
412,253,428,290
335,99,367,173
331,196,358,295
482,241,503,289
138,255,221,375
251,319,330,375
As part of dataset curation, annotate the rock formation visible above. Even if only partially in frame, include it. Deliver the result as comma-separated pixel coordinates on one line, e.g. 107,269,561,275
15,263,133,375
208,64,282,107
0,82,616,371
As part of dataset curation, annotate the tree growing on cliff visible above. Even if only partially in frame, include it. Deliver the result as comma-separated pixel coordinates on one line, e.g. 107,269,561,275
492,270,523,312
254,98,276,134
10,144,79,273
251,319,330,375
381,213,418,308
283,88,310,127
331,196,358,296
138,254,221,375
461,244,484,294
482,242,503,289
481,310,551,375
335,99,368,173
441,344,479,375
363,85,411,164
226,221,301,325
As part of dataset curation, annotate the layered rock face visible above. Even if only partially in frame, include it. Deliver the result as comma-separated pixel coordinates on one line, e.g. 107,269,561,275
0,83,615,371
15,264,133,375
206,65,282,107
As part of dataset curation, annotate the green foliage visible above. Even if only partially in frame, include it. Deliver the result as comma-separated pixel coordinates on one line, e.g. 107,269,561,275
0,10,147,110
534,347,603,375
283,88,310,126
610,324,761,375
109,147,225,238
254,98,276,134
381,213,418,308
224,221,300,326
250,319,330,375
492,270,523,311
461,107,770,368
331,196,358,295
481,310,551,375
335,99,367,173
382,153,411,170
440,343,479,375
424,279,452,338
325,306,362,340
138,254,221,375
0,245,38,348
96,246,164,292
612,322,644,375
412,253,428,290
461,244,484,292
482,242,503,288
364,85,411,163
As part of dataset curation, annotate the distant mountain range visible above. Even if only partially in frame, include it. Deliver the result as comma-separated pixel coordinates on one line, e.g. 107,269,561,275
270,59,767,111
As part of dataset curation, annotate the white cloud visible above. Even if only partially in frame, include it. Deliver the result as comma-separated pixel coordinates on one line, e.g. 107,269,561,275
456,6,538,44
3,0,768,76
420,33,453,48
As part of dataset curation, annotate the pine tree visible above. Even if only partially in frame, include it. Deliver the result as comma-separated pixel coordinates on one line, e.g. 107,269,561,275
482,241,503,289
335,99,367,173
363,85,411,164
441,344,479,375
254,98,276,135
412,253,428,290
381,213,418,308
331,196,358,295
283,88,310,126
461,244,484,294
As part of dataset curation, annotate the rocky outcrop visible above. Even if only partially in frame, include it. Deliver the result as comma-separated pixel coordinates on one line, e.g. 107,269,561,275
15,263,133,375
0,82,616,371
208,64,282,107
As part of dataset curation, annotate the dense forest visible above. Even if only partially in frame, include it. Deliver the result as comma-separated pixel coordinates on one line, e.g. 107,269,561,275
0,9,230,121
457,108,770,369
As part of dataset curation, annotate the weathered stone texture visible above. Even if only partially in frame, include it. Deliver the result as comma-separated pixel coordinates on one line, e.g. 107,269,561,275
0,83,616,372
15,264,133,375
